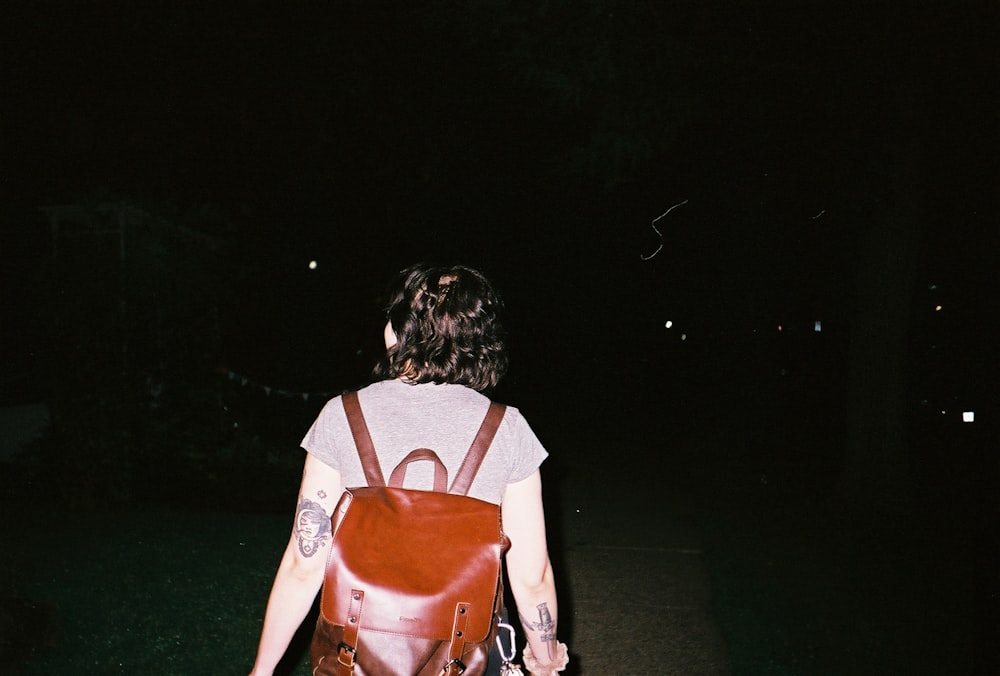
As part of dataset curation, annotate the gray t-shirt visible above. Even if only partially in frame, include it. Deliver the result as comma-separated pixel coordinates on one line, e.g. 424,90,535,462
301,380,548,505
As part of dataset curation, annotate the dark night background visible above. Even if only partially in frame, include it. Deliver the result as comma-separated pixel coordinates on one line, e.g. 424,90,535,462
1,2,998,673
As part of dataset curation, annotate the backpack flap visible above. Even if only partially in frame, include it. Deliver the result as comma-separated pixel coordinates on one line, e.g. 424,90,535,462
320,485,506,643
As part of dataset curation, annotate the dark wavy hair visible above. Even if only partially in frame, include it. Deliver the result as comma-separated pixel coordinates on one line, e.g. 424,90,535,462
373,264,508,392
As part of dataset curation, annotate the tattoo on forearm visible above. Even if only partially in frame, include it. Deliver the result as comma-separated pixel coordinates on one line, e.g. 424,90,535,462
294,496,332,557
521,602,557,644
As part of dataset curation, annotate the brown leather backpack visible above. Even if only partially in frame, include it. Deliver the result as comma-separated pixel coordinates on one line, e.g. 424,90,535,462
310,391,509,676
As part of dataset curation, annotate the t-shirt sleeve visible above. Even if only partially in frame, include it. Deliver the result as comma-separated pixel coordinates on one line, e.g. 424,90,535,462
300,396,346,470
504,407,549,484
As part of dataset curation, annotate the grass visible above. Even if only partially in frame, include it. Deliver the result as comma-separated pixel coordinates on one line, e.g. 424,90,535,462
1,503,314,675
2,464,996,674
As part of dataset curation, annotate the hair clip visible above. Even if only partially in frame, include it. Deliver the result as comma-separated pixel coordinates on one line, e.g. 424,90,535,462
436,274,457,304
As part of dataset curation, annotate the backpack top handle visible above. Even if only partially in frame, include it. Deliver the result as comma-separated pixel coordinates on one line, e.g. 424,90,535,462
387,448,449,491
342,390,507,495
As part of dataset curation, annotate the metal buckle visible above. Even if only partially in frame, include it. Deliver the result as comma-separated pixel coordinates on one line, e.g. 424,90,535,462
337,642,357,667
443,658,467,674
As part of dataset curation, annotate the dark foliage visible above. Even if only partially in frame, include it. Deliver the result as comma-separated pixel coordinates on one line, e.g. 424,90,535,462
15,201,315,505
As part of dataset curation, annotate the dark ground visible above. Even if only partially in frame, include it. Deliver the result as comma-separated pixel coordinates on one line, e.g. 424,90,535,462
1,382,997,675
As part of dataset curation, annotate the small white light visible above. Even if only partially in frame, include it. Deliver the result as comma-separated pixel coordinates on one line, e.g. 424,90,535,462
935,305,942,312
963,411,975,423
680,333,687,341
814,321,822,332
308,260,318,270
665,320,673,329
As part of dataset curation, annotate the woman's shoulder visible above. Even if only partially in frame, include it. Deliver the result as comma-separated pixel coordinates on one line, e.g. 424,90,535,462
359,379,490,404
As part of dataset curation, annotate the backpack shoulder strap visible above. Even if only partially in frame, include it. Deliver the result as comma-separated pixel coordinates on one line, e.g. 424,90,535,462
341,390,386,487
449,402,507,495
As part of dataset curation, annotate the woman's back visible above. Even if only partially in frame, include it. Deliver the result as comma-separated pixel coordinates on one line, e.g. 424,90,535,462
302,379,547,505
248,264,567,676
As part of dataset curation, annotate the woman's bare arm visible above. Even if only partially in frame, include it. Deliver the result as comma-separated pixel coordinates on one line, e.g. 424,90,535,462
503,470,566,673
249,454,342,676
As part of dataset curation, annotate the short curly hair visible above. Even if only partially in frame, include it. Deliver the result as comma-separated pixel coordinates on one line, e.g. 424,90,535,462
373,264,508,392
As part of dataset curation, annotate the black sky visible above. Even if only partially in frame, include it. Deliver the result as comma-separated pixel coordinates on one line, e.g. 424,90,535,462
2,2,997,394
4,3,994,203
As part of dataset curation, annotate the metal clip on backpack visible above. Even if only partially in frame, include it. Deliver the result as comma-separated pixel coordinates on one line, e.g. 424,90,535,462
310,391,509,676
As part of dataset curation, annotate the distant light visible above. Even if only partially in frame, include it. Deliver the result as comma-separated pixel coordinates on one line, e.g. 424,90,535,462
935,305,942,312
665,320,673,329
963,411,975,423
777,324,783,332
308,260,318,270
928,283,938,290
680,333,687,341
814,320,822,332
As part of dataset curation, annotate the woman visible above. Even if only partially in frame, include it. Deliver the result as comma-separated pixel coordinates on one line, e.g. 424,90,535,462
249,264,568,676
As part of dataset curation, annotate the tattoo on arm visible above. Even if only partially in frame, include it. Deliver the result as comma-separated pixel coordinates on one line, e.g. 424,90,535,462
520,602,558,649
294,496,332,557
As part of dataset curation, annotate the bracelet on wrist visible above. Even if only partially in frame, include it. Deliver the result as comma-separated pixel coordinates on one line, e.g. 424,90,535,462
522,641,569,675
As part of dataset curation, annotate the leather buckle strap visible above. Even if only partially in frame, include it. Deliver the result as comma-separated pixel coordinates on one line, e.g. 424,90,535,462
337,590,365,675
442,602,471,675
